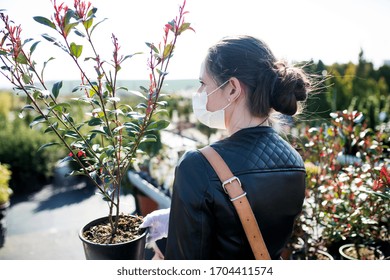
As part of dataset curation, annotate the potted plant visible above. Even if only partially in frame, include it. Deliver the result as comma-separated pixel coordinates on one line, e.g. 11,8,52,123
288,110,390,260
0,0,193,259
300,111,389,260
0,163,12,248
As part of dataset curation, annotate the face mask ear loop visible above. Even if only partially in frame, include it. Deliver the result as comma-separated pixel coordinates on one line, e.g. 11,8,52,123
206,80,230,97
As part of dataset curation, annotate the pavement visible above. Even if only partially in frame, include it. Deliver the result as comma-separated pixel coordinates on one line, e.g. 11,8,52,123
0,167,138,260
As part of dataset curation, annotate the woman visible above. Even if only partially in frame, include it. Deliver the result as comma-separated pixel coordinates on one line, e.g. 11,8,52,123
141,35,310,259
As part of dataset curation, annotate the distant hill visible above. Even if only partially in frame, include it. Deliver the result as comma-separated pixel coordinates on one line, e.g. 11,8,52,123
0,79,198,97
43,79,199,97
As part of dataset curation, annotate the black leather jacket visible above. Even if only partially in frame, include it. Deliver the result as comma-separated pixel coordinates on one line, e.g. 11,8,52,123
165,126,306,259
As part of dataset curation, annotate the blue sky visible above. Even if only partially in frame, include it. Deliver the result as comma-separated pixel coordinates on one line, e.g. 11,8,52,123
1,0,389,86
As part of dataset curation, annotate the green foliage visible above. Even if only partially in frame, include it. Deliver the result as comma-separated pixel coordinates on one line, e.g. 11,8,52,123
0,0,193,241
289,110,389,259
0,163,12,204
320,51,390,129
0,118,65,194
0,92,13,120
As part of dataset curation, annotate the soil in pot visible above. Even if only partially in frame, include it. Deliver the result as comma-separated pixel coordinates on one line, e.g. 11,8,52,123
80,214,147,260
82,214,144,244
339,244,385,260
313,250,334,260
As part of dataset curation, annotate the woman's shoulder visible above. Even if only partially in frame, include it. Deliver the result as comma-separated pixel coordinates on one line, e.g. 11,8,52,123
178,149,202,163
173,149,216,198
211,127,304,170
176,149,208,172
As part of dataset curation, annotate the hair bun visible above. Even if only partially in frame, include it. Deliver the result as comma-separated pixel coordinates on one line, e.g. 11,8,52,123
271,61,310,116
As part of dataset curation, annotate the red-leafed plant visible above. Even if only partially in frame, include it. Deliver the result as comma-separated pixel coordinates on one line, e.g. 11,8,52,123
290,110,389,259
0,0,193,244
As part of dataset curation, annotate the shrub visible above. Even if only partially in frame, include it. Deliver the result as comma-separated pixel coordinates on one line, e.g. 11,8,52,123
288,110,390,259
0,91,13,119
0,163,12,204
0,118,65,194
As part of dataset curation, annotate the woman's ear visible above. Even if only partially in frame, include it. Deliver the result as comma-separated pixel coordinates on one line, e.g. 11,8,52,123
228,77,242,101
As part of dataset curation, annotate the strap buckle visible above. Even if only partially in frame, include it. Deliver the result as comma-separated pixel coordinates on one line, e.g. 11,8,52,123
222,176,242,194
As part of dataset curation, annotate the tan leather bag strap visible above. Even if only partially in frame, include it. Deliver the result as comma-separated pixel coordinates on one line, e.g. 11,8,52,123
199,146,271,260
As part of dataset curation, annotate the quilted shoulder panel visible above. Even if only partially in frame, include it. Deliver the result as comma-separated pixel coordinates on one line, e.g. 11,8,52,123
211,127,304,172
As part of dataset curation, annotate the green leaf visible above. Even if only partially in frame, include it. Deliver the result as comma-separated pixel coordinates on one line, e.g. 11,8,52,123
113,125,125,134
33,16,56,29
116,86,128,93
141,134,157,143
30,41,40,54
105,82,113,93
64,131,79,139
29,115,47,128
16,52,28,64
74,29,86,38
50,102,71,113
52,81,63,99
127,111,145,120
156,68,168,77
22,73,31,84
21,105,35,111
157,101,168,107
122,52,142,62
87,7,98,18
83,6,98,30
41,33,56,42
32,90,40,100
139,86,149,93
163,43,173,59
44,122,58,133
103,126,111,136
147,119,170,131
178,22,194,34
145,42,159,54
124,122,140,131
70,42,83,58
90,18,107,35
155,109,169,116
136,103,148,109
90,138,99,147
64,22,79,37
105,146,115,157
37,142,60,152
88,118,104,126
22,38,33,46
64,9,75,24
129,90,147,100
41,57,55,77
19,105,35,118
90,128,109,136
83,18,94,29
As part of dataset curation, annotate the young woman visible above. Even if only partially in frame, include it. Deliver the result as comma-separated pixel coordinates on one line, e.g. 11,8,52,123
141,35,311,260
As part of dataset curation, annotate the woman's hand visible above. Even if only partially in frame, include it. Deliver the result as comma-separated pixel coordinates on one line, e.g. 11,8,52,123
140,208,170,243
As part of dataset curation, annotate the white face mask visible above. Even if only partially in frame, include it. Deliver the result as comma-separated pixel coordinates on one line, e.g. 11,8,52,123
192,80,230,129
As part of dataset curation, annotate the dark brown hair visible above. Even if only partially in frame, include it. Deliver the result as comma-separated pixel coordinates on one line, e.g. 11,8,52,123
205,35,311,117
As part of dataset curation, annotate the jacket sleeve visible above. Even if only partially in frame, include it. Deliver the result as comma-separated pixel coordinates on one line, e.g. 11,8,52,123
164,150,215,259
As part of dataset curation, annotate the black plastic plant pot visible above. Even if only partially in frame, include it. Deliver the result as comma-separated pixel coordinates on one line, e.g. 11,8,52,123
79,216,147,260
